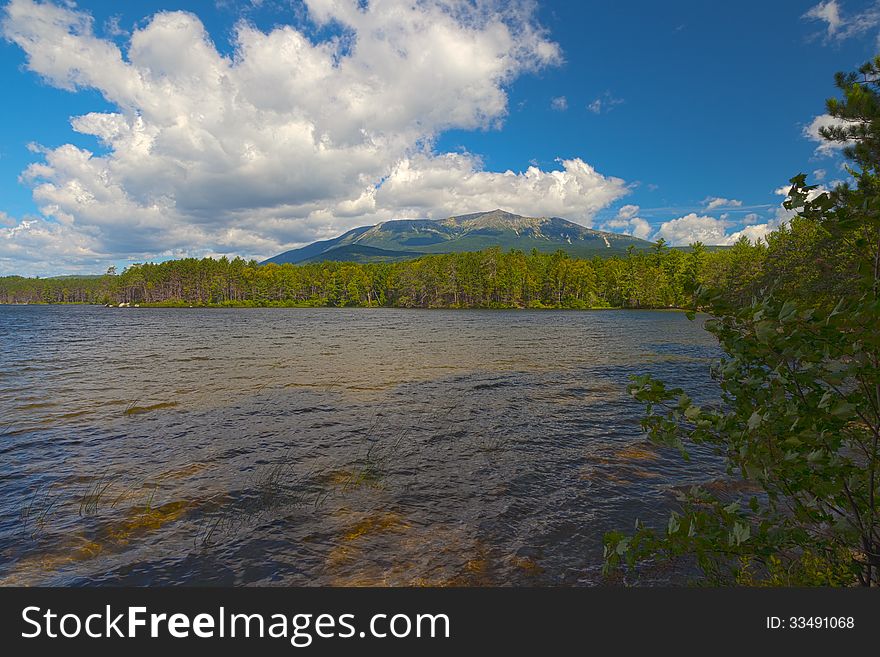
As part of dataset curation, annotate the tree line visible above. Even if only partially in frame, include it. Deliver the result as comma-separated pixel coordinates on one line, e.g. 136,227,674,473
0,227,833,310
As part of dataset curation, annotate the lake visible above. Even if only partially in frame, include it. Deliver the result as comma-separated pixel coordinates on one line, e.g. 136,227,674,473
0,306,726,586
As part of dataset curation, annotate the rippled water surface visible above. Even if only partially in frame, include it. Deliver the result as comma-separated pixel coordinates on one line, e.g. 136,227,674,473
0,306,725,586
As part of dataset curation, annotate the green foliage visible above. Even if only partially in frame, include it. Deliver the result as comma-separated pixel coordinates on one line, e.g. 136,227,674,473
821,55,880,174
0,245,751,310
604,60,880,587
606,287,879,585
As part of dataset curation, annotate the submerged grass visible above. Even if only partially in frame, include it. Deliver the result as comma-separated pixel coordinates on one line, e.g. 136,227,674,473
78,474,118,516
105,500,192,544
11,465,210,581
341,511,409,542
194,453,325,549
19,486,65,538
11,406,482,584
193,411,446,550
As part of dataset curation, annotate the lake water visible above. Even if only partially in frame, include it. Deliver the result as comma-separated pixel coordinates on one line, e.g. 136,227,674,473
0,306,726,586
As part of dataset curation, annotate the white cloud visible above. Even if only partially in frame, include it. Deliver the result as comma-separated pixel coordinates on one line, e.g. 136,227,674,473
804,1,844,37
703,196,742,211
803,0,880,42
731,223,778,242
720,182,832,245
602,204,652,240
653,213,733,246
550,95,568,111
803,113,853,156
0,214,107,273
769,180,829,226
373,153,627,222
813,168,827,180
773,184,794,198
615,204,639,220
652,212,775,247
602,201,777,246
624,217,652,240
651,179,835,247
1,0,636,274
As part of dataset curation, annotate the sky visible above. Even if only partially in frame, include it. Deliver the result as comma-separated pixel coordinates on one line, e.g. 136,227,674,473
0,0,877,275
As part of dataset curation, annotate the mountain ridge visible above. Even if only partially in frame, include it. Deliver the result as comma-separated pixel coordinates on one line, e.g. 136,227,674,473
263,209,653,265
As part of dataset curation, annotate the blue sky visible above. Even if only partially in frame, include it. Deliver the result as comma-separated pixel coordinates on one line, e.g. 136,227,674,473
0,0,876,274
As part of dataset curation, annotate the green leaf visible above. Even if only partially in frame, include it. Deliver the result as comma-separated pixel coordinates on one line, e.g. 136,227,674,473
778,300,798,322
730,522,750,546
830,400,855,417
754,321,776,343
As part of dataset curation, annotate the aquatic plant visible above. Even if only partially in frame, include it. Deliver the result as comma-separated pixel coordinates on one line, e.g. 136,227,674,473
77,474,118,517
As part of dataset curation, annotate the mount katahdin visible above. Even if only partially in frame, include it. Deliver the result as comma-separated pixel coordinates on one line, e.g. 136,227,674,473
263,210,653,265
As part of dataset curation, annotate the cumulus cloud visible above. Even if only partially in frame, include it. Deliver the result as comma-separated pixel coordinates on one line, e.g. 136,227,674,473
653,213,733,245
703,196,742,211
638,174,839,247
656,181,835,246
373,154,626,221
615,204,639,220
652,215,770,247
0,214,107,273
602,204,652,240
0,0,634,274
600,198,792,246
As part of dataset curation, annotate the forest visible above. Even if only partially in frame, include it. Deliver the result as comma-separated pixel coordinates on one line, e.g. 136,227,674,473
0,221,828,310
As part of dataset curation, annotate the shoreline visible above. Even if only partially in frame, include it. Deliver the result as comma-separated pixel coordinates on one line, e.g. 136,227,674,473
0,302,693,312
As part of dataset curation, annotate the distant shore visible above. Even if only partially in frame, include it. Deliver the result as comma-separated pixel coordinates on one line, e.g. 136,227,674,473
0,301,693,312
0,245,732,310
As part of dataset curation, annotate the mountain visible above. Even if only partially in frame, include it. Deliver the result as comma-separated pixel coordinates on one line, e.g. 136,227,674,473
296,244,427,264
263,209,653,265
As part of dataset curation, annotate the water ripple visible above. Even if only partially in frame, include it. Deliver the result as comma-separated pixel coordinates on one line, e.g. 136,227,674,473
0,306,724,586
